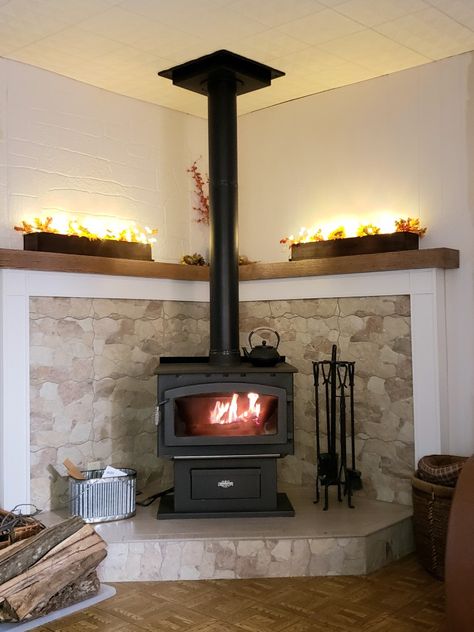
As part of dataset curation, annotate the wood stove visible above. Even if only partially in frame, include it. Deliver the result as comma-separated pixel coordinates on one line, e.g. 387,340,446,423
156,51,296,518
156,358,296,517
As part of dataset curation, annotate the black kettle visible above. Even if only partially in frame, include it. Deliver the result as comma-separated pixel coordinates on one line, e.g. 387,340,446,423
243,327,282,367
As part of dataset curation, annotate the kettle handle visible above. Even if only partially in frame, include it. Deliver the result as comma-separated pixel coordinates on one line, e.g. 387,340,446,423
249,327,280,350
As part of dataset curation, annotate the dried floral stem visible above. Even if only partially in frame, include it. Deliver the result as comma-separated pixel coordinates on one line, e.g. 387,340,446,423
188,159,209,225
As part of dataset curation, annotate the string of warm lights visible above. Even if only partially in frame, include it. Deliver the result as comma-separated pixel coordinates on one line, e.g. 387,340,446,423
14,216,157,245
280,217,427,247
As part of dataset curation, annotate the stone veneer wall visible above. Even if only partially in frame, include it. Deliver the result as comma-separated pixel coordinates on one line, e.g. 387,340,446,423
240,297,413,505
30,298,209,511
30,295,413,510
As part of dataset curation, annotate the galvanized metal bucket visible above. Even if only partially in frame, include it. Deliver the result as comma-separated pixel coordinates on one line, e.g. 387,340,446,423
69,468,136,523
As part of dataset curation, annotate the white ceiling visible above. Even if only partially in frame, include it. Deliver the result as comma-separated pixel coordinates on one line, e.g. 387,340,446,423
1,0,474,118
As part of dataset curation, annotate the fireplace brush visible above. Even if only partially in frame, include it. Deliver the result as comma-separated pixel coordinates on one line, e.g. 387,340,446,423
312,345,361,510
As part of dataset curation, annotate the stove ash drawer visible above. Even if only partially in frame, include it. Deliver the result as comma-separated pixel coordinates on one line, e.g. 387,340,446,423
191,468,261,500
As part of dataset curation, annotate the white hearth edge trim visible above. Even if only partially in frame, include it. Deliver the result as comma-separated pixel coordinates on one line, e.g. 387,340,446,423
0,267,447,509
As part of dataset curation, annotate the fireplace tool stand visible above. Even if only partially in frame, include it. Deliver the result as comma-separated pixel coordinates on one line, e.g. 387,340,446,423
313,345,362,510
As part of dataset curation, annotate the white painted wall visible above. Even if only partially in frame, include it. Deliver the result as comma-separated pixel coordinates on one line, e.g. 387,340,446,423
1,54,472,457
0,61,7,247
239,53,474,456
0,59,208,262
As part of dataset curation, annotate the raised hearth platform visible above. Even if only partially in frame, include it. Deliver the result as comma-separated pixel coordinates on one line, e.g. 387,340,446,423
41,486,413,581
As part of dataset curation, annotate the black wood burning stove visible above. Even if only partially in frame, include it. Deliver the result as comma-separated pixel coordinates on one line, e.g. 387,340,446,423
156,358,296,517
156,51,296,519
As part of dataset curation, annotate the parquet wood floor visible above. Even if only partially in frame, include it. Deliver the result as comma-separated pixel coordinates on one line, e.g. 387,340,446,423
36,555,445,632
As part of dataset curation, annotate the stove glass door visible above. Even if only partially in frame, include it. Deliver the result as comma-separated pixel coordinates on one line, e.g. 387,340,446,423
163,382,287,446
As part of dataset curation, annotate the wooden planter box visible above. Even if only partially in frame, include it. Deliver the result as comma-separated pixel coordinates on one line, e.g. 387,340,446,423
290,232,419,261
24,232,153,261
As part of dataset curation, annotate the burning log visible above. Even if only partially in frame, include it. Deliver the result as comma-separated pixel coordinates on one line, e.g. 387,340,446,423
0,516,107,622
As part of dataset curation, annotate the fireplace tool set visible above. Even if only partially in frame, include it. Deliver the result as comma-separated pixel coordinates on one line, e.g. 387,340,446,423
313,345,362,510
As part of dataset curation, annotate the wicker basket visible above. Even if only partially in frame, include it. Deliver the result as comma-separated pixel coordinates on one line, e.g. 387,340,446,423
0,509,45,551
418,454,467,487
412,474,454,579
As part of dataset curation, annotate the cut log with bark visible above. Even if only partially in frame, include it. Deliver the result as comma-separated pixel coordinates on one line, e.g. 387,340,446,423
0,517,107,622
0,516,83,584
27,571,100,621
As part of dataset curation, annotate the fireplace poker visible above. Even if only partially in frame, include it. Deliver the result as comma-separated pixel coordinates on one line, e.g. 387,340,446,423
314,362,321,504
313,357,340,510
346,362,362,492
330,344,337,459
338,364,353,508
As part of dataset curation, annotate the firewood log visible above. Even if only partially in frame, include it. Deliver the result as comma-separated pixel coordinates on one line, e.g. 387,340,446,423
27,570,100,620
0,523,107,621
0,516,84,584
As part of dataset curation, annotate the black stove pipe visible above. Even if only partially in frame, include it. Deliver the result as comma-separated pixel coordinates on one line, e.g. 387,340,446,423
208,70,240,366
158,51,284,366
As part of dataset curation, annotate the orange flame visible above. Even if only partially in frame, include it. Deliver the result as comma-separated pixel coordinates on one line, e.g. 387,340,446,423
210,392,261,425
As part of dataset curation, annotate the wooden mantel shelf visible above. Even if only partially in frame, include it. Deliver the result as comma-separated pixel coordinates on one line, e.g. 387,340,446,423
0,247,459,282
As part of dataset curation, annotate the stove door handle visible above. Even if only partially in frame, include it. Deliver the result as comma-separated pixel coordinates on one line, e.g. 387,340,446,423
154,399,169,427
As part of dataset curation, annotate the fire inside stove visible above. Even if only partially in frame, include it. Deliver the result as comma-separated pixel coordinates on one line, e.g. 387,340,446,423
211,392,261,424
174,391,278,437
